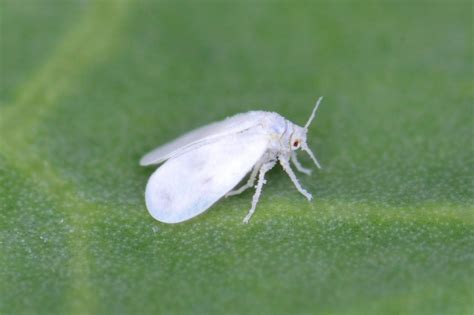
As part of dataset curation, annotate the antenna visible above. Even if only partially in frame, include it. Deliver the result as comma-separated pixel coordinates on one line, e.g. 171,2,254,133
304,96,323,129
302,144,322,169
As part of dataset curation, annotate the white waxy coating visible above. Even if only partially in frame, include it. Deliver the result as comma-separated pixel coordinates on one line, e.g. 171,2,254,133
141,97,323,224
140,111,268,166
146,130,268,223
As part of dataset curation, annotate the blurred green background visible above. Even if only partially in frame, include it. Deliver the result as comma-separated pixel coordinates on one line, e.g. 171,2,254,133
1,1,473,314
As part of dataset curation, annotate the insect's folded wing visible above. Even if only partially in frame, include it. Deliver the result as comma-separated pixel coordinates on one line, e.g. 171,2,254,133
145,130,268,223
140,121,223,166
140,112,263,166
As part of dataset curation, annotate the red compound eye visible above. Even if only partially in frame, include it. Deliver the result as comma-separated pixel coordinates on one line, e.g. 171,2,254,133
293,140,300,147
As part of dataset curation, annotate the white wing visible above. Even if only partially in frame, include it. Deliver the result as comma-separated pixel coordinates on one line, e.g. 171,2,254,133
145,128,269,223
140,111,267,166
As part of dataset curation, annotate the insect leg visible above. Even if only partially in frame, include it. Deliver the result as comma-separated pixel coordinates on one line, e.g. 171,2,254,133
291,152,312,175
279,156,313,201
243,160,276,224
225,161,263,197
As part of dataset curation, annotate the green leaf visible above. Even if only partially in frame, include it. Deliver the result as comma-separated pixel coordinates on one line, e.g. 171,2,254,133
1,1,472,314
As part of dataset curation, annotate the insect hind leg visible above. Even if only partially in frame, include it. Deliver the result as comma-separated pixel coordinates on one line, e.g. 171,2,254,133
243,160,276,224
226,161,262,197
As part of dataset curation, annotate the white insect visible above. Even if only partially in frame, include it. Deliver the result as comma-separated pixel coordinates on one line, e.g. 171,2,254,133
140,97,323,224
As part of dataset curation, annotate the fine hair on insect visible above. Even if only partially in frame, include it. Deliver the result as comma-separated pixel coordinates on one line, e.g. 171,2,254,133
140,97,323,224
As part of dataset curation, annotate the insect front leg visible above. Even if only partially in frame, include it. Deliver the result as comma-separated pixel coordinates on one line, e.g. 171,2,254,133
225,161,263,197
279,155,313,201
243,160,277,224
291,152,312,175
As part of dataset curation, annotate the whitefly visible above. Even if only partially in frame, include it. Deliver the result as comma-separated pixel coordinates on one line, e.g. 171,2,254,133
140,97,323,224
